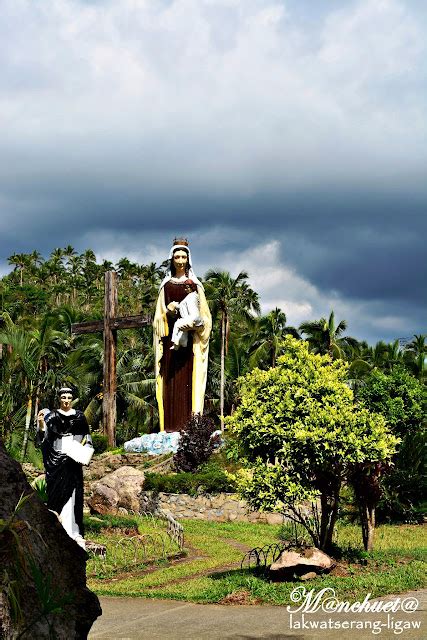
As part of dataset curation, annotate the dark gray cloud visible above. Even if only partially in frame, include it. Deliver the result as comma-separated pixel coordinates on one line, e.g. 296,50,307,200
1,186,425,344
0,0,426,343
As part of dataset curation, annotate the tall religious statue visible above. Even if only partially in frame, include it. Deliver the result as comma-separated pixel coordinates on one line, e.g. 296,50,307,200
36,387,94,550
153,238,212,432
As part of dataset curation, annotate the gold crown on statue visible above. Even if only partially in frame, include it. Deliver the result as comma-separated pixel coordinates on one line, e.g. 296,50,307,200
173,237,189,247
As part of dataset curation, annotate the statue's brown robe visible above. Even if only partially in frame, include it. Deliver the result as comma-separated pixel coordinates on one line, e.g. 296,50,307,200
153,281,211,432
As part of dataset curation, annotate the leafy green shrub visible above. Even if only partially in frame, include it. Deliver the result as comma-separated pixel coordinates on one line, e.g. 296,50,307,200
356,367,425,439
357,367,427,522
91,432,108,454
197,464,236,494
144,466,235,496
376,428,426,523
174,413,220,472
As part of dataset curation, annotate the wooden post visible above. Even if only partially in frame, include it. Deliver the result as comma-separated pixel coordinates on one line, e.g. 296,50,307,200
71,272,151,447
103,271,118,447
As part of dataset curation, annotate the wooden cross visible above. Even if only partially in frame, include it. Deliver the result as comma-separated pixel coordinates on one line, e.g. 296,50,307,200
71,271,151,447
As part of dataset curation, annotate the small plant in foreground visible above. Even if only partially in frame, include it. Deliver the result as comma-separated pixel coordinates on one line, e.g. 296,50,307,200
31,476,48,504
174,413,220,472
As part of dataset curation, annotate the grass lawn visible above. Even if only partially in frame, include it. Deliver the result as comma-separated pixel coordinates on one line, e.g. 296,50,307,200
86,516,427,605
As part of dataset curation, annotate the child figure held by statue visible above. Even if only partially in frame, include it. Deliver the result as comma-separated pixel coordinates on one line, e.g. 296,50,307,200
168,279,204,349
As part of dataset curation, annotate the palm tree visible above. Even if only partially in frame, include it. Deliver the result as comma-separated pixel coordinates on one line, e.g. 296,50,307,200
79,250,98,308
67,329,156,437
204,270,260,428
116,258,138,279
8,253,30,286
139,262,163,310
28,251,44,280
404,334,426,381
347,340,376,381
249,308,300,368
68,254,84,304
47,248,66,304
383,340,404,370
0,315,41,459
0,310,73,459
63,245,77,267
299,310,355,359
348,339,408,381
101,259,114,272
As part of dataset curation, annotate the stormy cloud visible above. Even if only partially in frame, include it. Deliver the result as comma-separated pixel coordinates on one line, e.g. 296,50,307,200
1,0,426,343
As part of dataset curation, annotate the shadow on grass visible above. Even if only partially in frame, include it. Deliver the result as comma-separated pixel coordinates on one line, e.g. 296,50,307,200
209,566,268,581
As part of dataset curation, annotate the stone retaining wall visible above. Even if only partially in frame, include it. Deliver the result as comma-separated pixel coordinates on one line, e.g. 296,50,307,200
140,491,284,524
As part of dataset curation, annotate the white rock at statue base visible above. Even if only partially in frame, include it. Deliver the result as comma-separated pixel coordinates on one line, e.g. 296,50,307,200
124,431,181,455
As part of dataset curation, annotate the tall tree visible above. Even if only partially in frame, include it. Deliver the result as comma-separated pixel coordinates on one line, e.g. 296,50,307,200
8,253,30,287
28,251,44,279
204,270,260,428
47,248,66,304
67,254,84,304
227,337,398,551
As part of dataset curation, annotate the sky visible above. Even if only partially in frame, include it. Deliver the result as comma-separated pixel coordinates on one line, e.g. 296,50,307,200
1,0,426,344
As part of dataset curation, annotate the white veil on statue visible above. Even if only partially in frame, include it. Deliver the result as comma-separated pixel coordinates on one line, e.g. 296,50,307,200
153,240,212,431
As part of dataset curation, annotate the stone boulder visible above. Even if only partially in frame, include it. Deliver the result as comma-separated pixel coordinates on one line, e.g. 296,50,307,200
269,547,335,582
0,440,101,639
84,452,151,483
87,466,145,515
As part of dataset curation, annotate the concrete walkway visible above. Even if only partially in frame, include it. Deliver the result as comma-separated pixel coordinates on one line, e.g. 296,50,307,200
89,590,426,640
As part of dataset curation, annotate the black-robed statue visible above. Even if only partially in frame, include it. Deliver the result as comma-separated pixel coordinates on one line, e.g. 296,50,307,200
37,387,93,549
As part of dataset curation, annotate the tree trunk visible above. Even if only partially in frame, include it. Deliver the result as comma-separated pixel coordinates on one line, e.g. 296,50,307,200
319,491,340,551
33,393,39,434
220,312,226,431
319,494,331,550
32,372,43,437
360,503,375,551
21,381,34,461
103,271,118,447
325,494,340,550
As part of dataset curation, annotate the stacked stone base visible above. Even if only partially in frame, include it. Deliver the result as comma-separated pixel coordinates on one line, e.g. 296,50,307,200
140,491,283,524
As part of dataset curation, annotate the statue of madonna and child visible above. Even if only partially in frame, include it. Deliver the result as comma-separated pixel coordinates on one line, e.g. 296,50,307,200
153,238,212,433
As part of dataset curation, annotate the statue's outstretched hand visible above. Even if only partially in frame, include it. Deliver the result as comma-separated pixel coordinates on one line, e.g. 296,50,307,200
37,411,46,431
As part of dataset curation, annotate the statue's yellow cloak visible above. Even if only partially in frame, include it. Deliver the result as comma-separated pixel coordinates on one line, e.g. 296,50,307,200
153,284,211,431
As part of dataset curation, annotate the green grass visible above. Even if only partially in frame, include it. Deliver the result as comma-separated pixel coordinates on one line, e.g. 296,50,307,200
86,517,427,605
